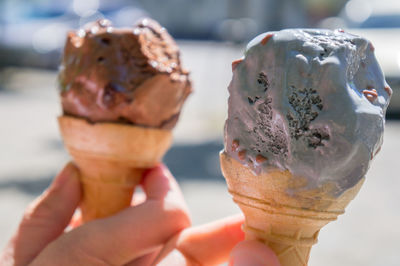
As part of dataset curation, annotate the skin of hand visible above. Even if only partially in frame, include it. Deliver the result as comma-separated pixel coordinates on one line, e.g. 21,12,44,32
0,163,280,266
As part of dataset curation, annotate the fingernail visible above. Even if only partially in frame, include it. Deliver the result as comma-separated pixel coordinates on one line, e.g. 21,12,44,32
142,164,169,180
51,162,79,189
142,163,163,179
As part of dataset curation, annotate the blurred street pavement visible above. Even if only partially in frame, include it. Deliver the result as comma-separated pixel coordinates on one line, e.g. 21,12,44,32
0,42,399,266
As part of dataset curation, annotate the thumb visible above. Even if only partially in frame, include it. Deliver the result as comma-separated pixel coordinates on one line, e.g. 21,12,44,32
229,240,281,266
1,163,81,265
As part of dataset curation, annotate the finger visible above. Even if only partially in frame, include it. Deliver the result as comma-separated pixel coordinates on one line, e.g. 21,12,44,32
142,164,186,204
31,165,191,266
0,163,81,266
123,247,162,266
156,249,188,266
229,240,281,266
178,214,245,265
156,214,245,266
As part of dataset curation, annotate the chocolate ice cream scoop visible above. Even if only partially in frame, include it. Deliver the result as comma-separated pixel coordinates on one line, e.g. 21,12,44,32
59,18,192,129
224,29,391,196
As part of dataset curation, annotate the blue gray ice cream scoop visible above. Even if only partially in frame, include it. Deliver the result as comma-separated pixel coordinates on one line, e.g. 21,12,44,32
224,29,391,196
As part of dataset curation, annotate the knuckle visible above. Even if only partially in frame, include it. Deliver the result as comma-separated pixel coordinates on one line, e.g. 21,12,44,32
44,230,112,266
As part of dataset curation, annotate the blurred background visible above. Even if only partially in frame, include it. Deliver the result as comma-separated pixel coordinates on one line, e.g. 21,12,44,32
0,0,399,265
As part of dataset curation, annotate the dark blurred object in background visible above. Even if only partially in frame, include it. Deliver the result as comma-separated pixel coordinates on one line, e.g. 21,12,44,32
139,0,307,41
0,0,149,69
319,0,400,113
0,0,319,70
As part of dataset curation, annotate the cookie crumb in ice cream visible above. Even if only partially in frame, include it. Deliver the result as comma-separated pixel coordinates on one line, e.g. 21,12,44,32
363,88,378,103
384,86,393,96
287,86,324,141
257,72,269,91
369,42,375,52
261,33,274,45
238,150,247,161
232,59,243,71
307,128,330,148
232,139,240,152
256,154,268,163
250,97,288,158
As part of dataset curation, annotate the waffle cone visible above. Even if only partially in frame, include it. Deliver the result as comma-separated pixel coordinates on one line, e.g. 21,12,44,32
58,116,172,222
220,152,364,266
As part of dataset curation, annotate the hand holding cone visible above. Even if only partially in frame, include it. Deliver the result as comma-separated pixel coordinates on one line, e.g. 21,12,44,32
58,18,191,222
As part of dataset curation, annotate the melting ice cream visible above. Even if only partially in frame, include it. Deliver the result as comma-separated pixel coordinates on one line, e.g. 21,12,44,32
224,29,391,195
60,18,192,129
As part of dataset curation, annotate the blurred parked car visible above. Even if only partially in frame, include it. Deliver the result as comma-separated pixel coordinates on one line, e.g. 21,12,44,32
0,0,148,69
320,0,400,113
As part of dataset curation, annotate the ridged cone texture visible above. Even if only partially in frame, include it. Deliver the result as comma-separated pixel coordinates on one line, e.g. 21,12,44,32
220,152,364,266
59,116,172,222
